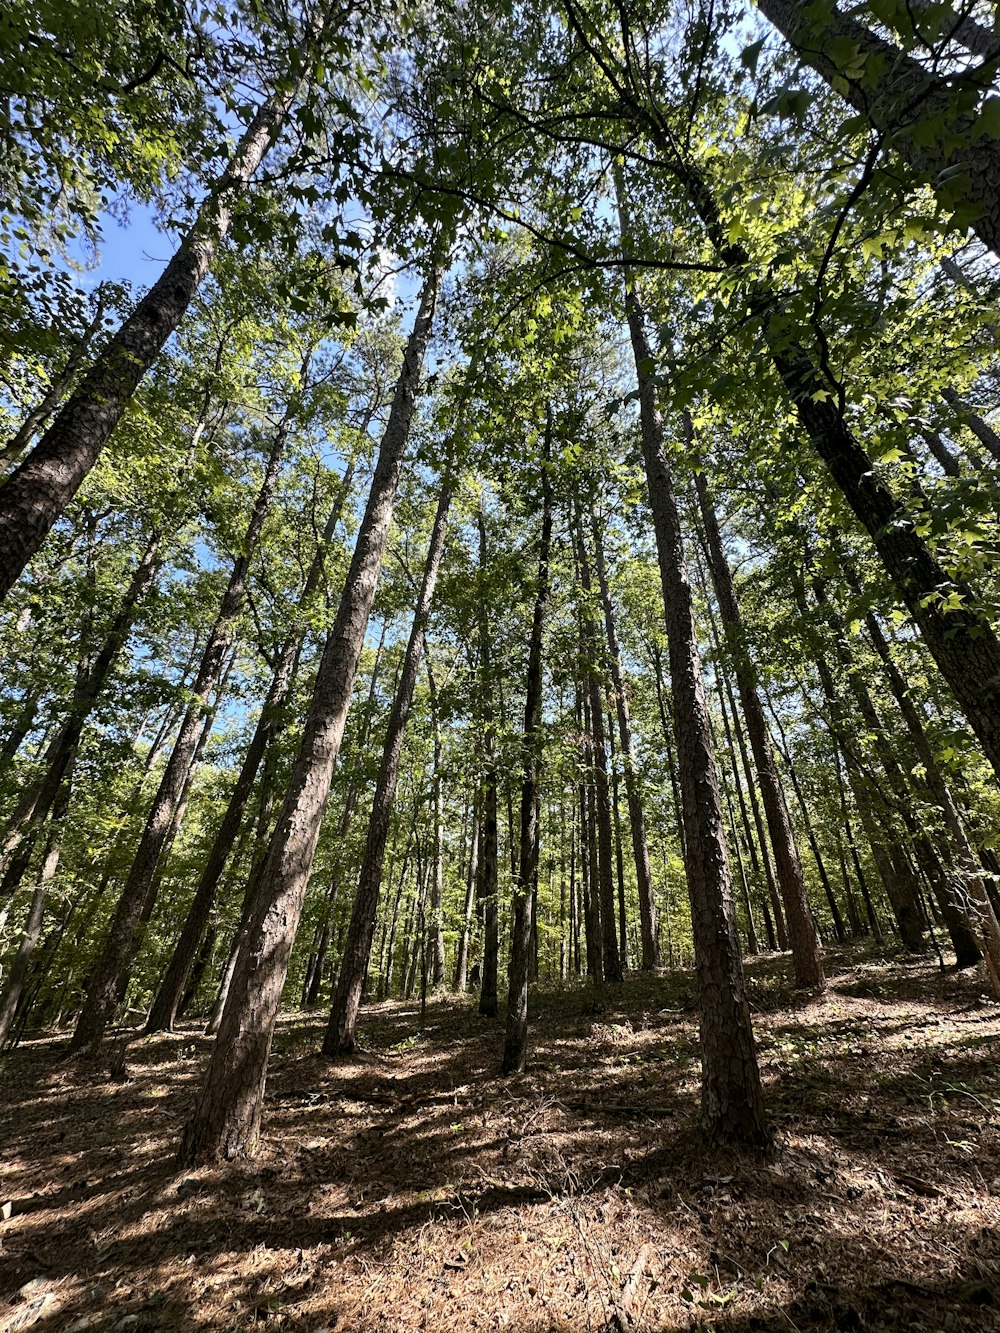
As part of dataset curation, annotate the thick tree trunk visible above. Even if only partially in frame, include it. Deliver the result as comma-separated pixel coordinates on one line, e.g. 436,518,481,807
323,475,453,1056
0,84,302,598
502,428,552,1075
69,411,292,1052
590,515,660,970
178,266,440,1163
757,0,1000,255
618,247,767,1144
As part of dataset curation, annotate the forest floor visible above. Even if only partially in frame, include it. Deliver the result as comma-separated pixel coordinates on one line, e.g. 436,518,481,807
1,945,998,1332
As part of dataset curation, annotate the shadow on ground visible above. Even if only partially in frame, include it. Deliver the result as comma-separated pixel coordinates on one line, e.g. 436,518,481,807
0,945,997,1331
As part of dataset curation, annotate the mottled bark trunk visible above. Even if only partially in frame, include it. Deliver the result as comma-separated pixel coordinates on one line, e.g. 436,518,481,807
502,430,552,1075
178,265,439,1163
323,475,452,1056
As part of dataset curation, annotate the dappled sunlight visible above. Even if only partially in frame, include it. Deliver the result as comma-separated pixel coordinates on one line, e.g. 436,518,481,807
1,950,997,1330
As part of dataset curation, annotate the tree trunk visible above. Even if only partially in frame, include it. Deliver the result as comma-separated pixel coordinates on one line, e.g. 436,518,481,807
476,509,500,1019
1,529,162,881
694,480,824,989
617,216,767,1144
454,801,479,991
0,79,304,598
178,263,440,1163
501,425,553,1074
0,789,68,1046
323,474,453,1056
574,508,622,982
614,84,1000,784
144,449,356,1034
590,515,660,969
757,0,1000,256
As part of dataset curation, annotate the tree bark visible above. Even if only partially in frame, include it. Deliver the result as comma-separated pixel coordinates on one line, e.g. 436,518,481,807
177,264,440,1163
323,474,453,1056
590,514,660,970
502,423,553,1075
617,213,767,1145
0,81,304,598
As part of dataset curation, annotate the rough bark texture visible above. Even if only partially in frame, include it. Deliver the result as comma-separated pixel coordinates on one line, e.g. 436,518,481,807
177,269,438,1164
757,0,1000,255
590,515,660,971
621,257,767,1147
501,433,553,1075
0,88,298,599
694,468,824,991
323,477,453,1056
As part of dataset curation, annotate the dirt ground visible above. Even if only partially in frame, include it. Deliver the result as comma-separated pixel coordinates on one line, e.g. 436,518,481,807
1,946,998,1332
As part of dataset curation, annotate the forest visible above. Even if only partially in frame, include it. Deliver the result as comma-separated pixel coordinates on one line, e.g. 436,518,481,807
0,0,999,1327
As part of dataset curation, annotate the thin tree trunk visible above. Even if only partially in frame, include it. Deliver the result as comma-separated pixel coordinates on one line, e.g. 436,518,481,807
454,800,479,991
610,92,1000,782
591,516,660,969
0,789,68,1046
574,507,621,982
323,474,453,1055
694,466,824,989
1,530,162,881
501,425,553,1074
144,450,357,1033
476,509,500,1019
69,405,292,1052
